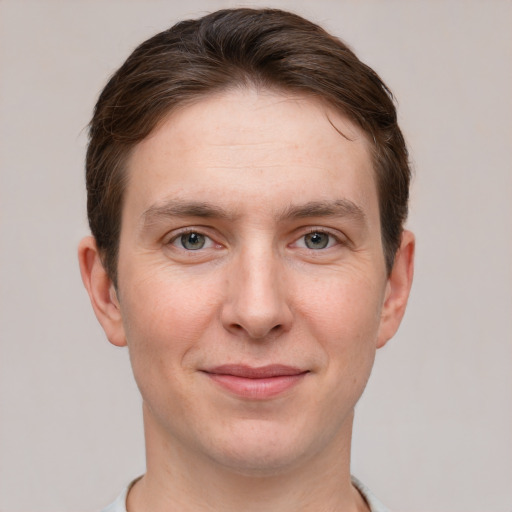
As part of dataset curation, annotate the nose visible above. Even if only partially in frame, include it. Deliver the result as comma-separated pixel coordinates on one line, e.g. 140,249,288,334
221,246,293,340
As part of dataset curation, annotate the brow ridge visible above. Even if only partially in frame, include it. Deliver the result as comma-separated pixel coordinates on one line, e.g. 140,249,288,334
141,198,366,228
141,200,236,227
278,199,366,222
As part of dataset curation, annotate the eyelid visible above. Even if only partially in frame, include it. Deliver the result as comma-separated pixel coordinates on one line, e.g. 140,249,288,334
163,225,347,251
291,227,346,249
165,227,221,249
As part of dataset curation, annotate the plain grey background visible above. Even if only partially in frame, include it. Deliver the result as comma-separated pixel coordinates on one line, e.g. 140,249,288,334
0,1,511,511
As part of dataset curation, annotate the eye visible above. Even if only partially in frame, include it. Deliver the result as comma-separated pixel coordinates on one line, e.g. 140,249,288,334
296,231,338,250
171,231,214,250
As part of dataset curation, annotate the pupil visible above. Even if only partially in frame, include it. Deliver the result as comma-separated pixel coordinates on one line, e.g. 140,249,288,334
182,232,205,250
306,232,328,249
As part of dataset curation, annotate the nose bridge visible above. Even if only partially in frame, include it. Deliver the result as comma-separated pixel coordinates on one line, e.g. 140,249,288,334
242,244,279,305
223,239,292,339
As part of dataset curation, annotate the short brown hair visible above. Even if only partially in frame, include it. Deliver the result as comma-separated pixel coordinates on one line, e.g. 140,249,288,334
86,8,410,284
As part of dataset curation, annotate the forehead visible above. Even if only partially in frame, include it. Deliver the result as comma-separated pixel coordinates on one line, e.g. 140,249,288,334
124,88,379,225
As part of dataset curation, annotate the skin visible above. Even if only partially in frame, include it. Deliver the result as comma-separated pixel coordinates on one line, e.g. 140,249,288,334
79,88,414,512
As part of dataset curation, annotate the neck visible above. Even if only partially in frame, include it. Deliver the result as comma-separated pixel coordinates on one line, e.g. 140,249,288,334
127,404,369,512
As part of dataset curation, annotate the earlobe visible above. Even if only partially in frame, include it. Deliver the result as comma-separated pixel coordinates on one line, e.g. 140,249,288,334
376,230,415,349
78,236,127,347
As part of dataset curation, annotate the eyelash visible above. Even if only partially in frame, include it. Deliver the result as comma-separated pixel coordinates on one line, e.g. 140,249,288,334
166,227,342,251
167,229,217,250
294,229,341,250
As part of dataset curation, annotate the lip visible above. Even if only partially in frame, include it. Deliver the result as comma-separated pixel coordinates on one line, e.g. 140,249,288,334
202,364,309,399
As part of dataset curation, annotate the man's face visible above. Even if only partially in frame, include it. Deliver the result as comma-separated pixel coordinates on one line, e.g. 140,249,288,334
103,89,408,474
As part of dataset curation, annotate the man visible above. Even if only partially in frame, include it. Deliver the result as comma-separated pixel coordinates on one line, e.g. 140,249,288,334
78,8,414,512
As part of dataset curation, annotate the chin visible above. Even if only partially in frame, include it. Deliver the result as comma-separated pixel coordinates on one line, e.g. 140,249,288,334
212,446,306,477
201,420,327,476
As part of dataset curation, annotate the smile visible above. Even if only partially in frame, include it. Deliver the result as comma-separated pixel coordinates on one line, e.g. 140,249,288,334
202,364,309,399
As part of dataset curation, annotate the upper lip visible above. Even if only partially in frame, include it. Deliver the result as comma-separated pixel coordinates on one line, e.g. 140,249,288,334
204,364,308,379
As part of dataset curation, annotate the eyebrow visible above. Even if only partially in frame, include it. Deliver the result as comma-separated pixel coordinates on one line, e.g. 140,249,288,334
141,200,238,228
140,198,366,228
278,199,367,223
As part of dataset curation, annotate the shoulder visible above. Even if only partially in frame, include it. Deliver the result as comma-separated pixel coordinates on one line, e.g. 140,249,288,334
100,477,141,512
100,487,128,512
351,475,391,512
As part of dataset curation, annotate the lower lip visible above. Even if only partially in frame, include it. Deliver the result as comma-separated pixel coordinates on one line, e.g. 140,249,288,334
205,373,307,399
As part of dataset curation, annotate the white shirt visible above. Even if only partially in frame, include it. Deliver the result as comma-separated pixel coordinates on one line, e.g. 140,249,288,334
101,476,390,512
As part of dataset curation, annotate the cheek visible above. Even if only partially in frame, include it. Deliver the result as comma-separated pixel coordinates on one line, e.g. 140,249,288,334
123,263,222,331
119,271,223,379
291,274,382,437
297,270,384,343
296,270,384,391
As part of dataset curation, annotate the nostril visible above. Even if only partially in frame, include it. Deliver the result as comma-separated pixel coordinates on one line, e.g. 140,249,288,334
227,321,283,340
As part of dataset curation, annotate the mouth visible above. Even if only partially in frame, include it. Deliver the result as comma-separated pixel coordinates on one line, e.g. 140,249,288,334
201,364,309,399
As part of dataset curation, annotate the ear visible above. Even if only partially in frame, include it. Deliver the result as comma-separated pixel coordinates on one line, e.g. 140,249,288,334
78,236,127,347
376,230,415,349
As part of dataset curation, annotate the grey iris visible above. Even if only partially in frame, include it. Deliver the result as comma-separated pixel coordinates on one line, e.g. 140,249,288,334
181,232,206,250
305,232,329,249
